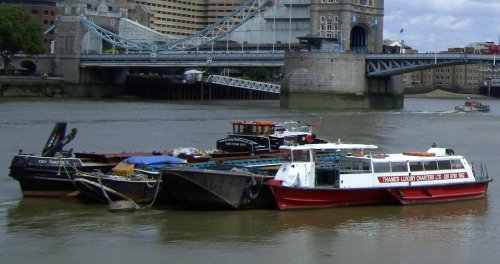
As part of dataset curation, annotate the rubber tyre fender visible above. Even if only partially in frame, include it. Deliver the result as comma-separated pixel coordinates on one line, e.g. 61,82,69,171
244,179,260,200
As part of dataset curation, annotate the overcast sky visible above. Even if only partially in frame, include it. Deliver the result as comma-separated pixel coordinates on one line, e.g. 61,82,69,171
384,0,500,52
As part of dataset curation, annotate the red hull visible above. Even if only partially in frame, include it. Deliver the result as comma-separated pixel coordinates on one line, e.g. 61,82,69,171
387,181,491,205
267,180,396,210
267,179,491,210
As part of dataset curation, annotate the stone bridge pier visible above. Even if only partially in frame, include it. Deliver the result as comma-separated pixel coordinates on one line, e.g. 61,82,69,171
280,52,403,109
52,3,127,97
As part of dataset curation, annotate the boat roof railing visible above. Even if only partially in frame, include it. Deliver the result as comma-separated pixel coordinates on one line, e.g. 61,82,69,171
279,143,379,151
231,120,275,127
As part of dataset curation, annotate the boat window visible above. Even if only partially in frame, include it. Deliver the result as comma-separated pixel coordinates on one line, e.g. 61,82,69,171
437,160,451,170
373,162,390,173
241,124,253,134
293,149,310,162
362,161,371,171
256,126,264,135
340,159,371,173
261,126,270,135
391,162,408,172
451,159,464,169
250,125,257,134
340,160,351,170
281,150,292,162
409,161,424,172
423,160,438,171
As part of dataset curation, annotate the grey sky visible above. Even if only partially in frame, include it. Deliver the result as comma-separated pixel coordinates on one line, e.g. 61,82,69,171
384,0,500,52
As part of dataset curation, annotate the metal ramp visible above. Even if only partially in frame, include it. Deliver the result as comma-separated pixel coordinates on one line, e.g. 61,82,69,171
206,75,280,94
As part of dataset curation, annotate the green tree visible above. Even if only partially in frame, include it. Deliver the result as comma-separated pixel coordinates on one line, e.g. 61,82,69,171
0,6,44,75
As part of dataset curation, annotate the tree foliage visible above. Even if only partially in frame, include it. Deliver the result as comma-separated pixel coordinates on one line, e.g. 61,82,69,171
0,6,45,74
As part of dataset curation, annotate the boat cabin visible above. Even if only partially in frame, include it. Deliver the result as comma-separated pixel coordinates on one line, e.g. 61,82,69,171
217,120,325,154
275,143,378,188
231,120,275,136
275,145,482,189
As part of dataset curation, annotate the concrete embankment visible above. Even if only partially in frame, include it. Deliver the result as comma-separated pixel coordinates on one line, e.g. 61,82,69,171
0,76,125,98
0,76,66,97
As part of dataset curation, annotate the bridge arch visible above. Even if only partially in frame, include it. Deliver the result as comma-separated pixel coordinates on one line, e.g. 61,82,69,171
20,60,37,75
350,24,369,54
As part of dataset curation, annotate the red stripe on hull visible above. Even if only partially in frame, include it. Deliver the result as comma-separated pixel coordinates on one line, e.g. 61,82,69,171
387,181,490,205
267,179,491,210
267,180,396,210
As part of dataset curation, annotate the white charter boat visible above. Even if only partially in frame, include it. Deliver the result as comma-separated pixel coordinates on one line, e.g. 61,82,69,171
267,144,492,210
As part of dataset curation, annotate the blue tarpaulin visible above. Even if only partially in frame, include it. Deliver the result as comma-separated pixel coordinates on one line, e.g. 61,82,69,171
123,156,186,169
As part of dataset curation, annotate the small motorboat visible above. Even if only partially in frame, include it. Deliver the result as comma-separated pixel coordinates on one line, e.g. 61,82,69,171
455,99,490,112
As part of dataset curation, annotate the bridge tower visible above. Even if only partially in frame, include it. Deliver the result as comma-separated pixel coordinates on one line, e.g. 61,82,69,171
54,1,128,96
309,0,384,53
281,0,403,109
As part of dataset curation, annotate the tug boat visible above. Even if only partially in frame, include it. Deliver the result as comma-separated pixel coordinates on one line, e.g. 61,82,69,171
9,123,170,198
267,144,492,210
216,120,326,154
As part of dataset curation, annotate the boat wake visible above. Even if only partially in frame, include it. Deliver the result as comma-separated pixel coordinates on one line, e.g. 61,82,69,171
0,199,21,213
398,110,459,114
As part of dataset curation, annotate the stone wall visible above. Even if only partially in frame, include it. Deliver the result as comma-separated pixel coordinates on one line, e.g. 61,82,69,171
280,51,404,109
280,51,370,108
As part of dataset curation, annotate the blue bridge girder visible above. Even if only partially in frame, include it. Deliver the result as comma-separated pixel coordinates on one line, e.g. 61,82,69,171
80,51,285,68
366,53,499,77
80,0,269,52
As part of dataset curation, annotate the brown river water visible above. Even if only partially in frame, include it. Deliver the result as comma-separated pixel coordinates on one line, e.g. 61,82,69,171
1,98,499,264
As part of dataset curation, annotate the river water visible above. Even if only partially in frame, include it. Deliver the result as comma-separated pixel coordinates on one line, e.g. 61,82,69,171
1,98,499,264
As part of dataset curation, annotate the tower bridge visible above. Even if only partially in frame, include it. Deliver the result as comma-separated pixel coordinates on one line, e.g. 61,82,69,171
78,52,498,77
23,0,497,108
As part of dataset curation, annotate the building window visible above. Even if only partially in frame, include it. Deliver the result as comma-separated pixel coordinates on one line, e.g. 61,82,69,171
318,15,339,38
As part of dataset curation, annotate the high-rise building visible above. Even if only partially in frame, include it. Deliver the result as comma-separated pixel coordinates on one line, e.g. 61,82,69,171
130,0,246,37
